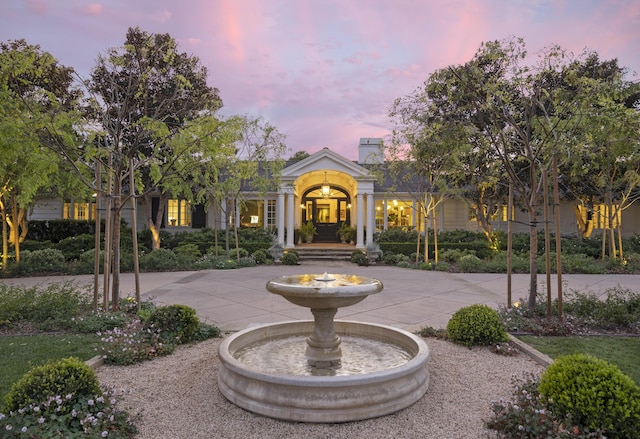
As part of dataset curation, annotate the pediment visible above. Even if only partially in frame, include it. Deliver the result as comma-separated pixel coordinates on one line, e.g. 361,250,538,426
282,148,371,179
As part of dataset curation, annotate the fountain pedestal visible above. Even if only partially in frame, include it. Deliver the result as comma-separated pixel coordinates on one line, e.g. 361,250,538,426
306,308,341,366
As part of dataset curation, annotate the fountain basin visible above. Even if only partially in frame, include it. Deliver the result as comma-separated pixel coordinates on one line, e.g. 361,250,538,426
218,320,430,423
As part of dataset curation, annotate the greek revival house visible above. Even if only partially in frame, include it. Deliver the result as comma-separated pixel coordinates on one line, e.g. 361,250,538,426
30,138,640,247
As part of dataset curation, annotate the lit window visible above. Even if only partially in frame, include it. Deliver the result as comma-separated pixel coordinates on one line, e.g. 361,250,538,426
167,199,191,227
63,202,96,220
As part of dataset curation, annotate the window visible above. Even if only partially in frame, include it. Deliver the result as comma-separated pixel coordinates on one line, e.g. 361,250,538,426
266,200,276,231
63,202,96,220
593,204,620,229
167,199,191,227
387,199,413,228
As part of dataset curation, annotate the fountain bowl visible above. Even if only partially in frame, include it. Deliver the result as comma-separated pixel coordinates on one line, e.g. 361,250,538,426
218,320,430,423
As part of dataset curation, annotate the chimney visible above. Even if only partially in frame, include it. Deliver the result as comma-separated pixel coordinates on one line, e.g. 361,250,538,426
357,138,384,164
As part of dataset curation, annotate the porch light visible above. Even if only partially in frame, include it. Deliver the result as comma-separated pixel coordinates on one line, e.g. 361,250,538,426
321,172,330,198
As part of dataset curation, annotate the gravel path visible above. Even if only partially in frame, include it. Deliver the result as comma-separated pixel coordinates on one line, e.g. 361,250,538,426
97,336,544,439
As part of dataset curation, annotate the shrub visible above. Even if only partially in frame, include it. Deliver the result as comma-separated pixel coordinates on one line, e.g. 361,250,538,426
252,249,269,264
139,248,177,271
485,251,529,273
19,248,66,273
145,304,200,344
457,254,483,272
99,319,174,365
383,253,401,265
539,353,640,438
3,357,101,412
281,251,299,265
446,304,508,347
350,251,369,266
174,243,202,259
0,282,90,328
486,372,602,438
0,386,137,438
55,234,96,261
229,247,249,259
71,309,129,333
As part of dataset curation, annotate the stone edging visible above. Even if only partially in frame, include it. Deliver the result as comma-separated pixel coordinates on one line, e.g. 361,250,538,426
507,334,553,366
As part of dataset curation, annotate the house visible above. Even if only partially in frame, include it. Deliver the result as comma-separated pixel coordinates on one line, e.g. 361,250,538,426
30,138,640,247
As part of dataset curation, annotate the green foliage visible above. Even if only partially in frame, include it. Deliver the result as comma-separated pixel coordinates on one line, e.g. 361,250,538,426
447,304,508,347
563,287,640,331
19,248,66,273
139,248,178,271
229,247,249,259
174,243,202,259
26,220,101,243
0,386,138,438
252,249,269,264
281,251,299,265
485,251,529,273
55,234,96,261
376,228,419,242
99,319,174,365
350,251,369,266
457,254,483,272
487,372,604,438
70,310,129,333
539,353,640,438
0,282,90,329
145,304,200,344
3,357,101,412
193,322,222,341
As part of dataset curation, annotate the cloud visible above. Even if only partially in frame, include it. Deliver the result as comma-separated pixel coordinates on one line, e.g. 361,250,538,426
83,3,103,16
25,0,47,15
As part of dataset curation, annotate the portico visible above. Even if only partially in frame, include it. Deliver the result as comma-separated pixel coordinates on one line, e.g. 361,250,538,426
275,147,377,249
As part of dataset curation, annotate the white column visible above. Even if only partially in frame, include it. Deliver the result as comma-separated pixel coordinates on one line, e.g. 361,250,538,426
286,192,295,248
366,193,374,244
356,193,364,248
277,192,285,246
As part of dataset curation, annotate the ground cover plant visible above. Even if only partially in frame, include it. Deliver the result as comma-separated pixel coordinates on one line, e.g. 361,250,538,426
484,286,640,438
0,282,221,437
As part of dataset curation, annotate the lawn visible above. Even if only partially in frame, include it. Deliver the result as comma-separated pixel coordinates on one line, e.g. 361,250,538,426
518,335,640,384
0,333,101,404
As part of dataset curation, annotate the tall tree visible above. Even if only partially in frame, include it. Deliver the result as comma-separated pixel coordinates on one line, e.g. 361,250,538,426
65,27,224,306
0,40,81,267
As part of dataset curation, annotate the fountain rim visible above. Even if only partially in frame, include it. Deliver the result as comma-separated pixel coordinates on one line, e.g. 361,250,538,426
265,274,383,298
219,320,429,385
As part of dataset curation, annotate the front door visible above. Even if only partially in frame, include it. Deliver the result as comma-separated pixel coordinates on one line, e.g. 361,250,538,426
302,189,350,243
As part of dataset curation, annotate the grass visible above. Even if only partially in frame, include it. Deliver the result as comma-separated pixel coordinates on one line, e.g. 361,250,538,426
0,333,101,404
518,335,640,384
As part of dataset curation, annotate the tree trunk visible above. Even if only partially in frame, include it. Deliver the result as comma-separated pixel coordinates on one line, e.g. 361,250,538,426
111,173,122,310
1,195,7,271
129,159,141,310
527,207,538,312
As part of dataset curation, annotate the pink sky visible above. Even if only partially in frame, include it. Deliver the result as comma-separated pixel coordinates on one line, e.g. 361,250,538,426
2,0,639,160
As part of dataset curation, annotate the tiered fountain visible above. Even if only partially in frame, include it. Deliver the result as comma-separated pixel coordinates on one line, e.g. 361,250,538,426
217,273,430,423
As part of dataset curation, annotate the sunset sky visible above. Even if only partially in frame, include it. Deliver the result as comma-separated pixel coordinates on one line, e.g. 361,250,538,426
1,0,639,159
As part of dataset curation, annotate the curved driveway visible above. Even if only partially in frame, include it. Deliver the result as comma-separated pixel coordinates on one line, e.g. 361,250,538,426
2,261,638,331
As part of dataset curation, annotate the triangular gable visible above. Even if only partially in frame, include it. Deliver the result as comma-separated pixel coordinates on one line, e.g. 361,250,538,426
282,147,371,179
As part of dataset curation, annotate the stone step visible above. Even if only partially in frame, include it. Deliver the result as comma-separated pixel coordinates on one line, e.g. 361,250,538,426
291,245,360,261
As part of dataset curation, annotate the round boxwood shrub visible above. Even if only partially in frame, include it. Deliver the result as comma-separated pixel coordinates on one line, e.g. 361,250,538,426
139,248,177,271
446,304,508,347
281,251,299,265
3,357,101,412
458,254,483,272
539,353,640,438
252,249,269,264
350,250,368,266
20,248,66,273
145,304,200,344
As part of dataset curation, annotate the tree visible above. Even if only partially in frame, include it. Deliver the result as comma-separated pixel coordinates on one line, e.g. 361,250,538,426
194,115,287,258
393,38,604,311
52,27,225,307
0,40,82,268
559,55,640,257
